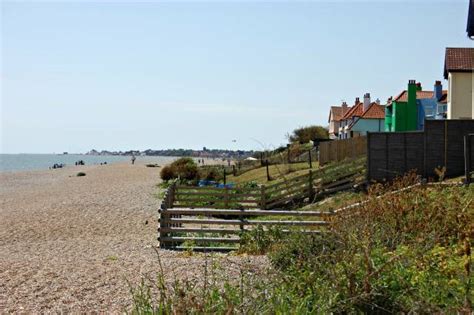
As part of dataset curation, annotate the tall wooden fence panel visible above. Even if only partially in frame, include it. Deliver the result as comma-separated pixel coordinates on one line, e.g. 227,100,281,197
367,119,474,182
367,132,424,182
319,137,367,165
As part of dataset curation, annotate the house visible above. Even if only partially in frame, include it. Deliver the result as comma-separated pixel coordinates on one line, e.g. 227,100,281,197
444,47,474,119
338,94,385,139
384,80,448,132
328,102,350,139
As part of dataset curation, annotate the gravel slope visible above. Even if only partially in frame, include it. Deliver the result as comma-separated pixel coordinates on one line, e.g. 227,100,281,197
0,162,267,312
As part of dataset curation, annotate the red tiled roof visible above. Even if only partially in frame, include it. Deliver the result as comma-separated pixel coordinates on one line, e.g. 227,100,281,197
393,90,433,102
346,103,385,130
360,103,385,119
392,90,448,103
341,102,362,120
444,47,474,79
328,105,350,122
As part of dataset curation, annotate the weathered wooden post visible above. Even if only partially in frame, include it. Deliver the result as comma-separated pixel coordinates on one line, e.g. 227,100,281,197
465,135,472,184
260,185,266,210
308,149,313,169
223,167,227,185
158,187,171,249
308,170,315,201
232,165,236,176
224,186,229,208
266,160,271,181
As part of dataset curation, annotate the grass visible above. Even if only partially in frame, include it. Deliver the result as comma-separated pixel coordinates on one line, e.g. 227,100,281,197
226,162,315,185
133,174,474,313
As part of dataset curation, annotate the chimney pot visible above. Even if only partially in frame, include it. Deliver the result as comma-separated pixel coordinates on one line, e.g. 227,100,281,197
363,93,371,112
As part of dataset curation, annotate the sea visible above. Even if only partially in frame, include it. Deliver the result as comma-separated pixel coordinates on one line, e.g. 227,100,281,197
0,154,178,172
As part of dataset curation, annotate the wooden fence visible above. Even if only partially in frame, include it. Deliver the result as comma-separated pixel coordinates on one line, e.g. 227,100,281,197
319,137,367,165
159,158,367,250
158,208,333,250
168,158,367,211
367,120,474,182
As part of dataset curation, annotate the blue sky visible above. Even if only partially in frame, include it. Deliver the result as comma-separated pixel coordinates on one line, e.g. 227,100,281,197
1,0,472,153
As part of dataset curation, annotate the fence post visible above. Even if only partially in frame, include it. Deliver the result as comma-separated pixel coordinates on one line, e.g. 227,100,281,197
465,135,472,184
159,187,170,249
266,160,271,181
308,149,313,169
232,165,236,176
260,185,266,210
224,186,229,208
223,167,227,185
308,170,315,201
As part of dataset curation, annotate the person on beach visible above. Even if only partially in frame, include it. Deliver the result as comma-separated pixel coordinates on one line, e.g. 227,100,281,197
131,155,136,165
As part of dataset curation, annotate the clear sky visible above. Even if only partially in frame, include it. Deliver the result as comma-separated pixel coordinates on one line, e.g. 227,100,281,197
1,0,472,153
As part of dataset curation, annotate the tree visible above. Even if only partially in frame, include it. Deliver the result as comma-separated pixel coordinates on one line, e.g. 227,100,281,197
287,125,329,144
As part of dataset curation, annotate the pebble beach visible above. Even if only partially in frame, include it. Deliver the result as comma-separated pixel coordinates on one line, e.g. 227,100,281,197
0,160,267,313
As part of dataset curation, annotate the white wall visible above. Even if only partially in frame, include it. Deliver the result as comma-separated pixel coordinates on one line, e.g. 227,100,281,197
447,72,474,119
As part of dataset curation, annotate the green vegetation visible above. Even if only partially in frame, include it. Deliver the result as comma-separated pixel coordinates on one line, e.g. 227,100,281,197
287,125,328,143
134,174,473,313
76,172,86,177
226,162,313,185
160,157,199,181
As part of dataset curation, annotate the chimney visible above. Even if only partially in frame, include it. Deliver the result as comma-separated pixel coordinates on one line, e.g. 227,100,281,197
408,80,417,109
341,101,348,111
434,80,442,100
355,97,360,104
363,93,371,112
416,82,422,91
375,98,381,105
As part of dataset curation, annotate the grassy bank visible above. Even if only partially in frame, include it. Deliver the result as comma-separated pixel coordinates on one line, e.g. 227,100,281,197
134,174,473,313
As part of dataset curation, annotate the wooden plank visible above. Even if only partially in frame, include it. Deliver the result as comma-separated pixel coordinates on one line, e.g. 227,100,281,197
321,177,354,189
161,208,334,216
266,191,308,208
266,190,308,206
160,237,240,243
171,246,239,251
159,227,242,234
174,198,259,204
266,180,309,195
175,192,261,198
172,203,260,209
164,218,329,226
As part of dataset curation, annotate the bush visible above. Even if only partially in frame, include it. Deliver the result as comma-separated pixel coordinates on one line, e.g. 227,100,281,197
76,172,86,177
159,158,199,181
198,167,221,181
159,166,174,181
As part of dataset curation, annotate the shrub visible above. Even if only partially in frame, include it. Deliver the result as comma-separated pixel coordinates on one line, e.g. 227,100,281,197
198,167,221,181
159,165,174,181
159,158,199,181
76,172,86,177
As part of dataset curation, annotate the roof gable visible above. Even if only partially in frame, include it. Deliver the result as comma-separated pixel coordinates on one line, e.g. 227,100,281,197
444,47,474,79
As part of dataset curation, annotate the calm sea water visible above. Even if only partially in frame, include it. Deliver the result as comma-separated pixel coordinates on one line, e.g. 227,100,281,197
0,154,177,172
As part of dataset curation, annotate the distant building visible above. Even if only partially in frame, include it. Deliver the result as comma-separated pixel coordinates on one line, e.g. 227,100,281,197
444,47,474,119
385,80,448,132
327,101,350,139
338,93,385,139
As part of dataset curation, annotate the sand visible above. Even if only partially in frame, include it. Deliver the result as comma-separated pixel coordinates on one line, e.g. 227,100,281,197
0,161,267,313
